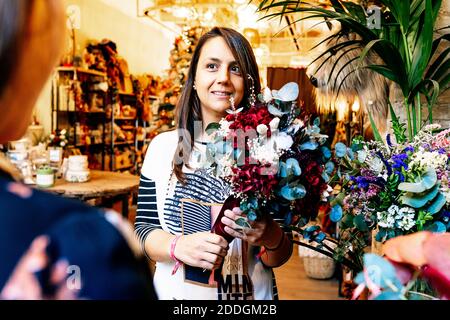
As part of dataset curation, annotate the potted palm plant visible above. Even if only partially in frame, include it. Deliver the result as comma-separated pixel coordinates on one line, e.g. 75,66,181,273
255,0,449,141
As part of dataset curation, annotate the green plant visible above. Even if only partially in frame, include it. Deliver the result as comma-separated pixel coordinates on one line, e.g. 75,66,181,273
255,0,449,140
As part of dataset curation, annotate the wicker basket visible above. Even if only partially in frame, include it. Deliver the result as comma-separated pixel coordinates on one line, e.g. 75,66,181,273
298,239,337,280
302,256,336,279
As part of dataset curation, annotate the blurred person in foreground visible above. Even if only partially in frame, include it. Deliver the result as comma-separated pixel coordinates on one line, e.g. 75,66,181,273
0,0,156,299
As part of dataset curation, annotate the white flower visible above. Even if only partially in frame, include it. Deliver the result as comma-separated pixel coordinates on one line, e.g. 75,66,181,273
410,150,447,171
269,117,280,130
395,207,416,231
262,87,273,103
218,119,231,136
367,155,384,174
271,132,293,152
256,124,268,136
377,210,395,229
388,205,399,216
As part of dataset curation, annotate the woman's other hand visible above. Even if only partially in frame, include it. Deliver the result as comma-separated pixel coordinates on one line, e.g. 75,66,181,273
221,207,283,248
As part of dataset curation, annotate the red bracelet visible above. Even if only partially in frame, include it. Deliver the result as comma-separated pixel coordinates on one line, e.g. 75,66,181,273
170,235,182,275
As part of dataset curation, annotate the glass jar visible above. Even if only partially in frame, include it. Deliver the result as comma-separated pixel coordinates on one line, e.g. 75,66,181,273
36,166,55,188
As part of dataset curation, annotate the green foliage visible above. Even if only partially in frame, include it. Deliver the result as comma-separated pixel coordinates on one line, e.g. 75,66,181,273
255,0,449,140
389,102,407,144
416,210,434,230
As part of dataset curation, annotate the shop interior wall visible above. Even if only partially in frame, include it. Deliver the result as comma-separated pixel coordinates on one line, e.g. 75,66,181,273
33,0,174,136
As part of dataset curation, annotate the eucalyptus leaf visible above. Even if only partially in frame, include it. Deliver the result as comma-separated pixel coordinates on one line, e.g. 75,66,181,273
325,161,335,174
362,253,403,290
330,204,343,222
424,192,446,214
354,214,368,231
268,104,287,117
335,142,347,158
280,184,306,200
373,291,404,300
399,183,440,208
299,141,318,151
321,146,332,159
398,168,437,193
235,217,251,229
425,221,446,233
271,82,299,101
286,158,302,176
205,122,220,134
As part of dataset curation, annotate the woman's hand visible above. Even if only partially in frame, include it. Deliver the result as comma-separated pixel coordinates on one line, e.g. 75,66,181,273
221,207,283,248
174,232,229,270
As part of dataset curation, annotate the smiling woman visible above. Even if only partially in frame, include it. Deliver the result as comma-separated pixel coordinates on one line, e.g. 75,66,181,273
135,27,293,300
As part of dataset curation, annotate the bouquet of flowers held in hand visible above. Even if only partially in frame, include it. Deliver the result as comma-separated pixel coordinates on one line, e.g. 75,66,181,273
202,78,331,242
329,123,450,254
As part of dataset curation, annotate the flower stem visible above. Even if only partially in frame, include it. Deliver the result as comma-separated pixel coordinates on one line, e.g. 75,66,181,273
405,98,413,140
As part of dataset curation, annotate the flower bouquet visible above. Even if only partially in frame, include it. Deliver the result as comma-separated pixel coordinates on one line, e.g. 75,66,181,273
202,79,330,243
331,124,450,241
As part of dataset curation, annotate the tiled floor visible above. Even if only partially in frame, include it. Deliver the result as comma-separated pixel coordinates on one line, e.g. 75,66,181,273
273,244,343,300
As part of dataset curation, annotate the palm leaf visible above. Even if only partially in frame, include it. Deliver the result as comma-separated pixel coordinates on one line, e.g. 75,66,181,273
368,110,384,143
359,39,407,91
409,0,434,89
431,59,450,82
340,1,367,24
380,0,411,32
425,47,450,79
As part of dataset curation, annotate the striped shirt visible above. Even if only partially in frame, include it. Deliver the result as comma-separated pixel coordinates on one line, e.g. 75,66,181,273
134,130,284,300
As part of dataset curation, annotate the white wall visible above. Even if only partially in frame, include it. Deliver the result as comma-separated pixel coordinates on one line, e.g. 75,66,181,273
34,0,175,135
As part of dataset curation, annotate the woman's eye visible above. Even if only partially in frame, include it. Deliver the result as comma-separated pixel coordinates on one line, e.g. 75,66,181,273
231,65,241,74
206,63,218,70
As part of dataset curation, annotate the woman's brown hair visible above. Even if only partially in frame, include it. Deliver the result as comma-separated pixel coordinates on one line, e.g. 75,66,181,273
173,27,261,183
0,0,30,96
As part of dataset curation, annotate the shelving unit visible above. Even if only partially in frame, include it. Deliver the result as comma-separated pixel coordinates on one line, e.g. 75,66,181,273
135,95,159,174
106,91,138,172
51,67,108,170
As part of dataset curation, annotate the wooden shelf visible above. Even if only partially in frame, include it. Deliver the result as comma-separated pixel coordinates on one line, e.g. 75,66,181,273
110,116,136,121
74,143,104,148
120,125,135,130
118,91,136,97
113,141,135,146
56,66,107,77
58,110,105,114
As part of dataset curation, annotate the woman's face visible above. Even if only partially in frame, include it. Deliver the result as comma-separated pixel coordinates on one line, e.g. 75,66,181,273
195,36,245,123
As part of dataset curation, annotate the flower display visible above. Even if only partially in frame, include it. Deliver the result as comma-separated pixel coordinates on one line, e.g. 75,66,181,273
327,123,450,271
46,129,69,148
202,79,330,233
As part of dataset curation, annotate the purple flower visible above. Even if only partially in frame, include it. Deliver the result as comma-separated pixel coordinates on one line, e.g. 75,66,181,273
386,134,393,147
391,153,408,170
438,148,447,155
403,146,414,153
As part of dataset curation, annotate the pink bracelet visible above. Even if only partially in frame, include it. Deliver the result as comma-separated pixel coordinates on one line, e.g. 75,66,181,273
170,235,182,275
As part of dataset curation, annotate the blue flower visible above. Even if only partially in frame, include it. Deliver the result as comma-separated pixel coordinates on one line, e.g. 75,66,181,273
386,134,393,147
391,153,408,170
403,146,414,153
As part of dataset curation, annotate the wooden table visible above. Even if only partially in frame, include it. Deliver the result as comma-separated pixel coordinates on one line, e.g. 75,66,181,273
45,170,139,218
